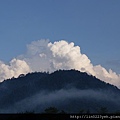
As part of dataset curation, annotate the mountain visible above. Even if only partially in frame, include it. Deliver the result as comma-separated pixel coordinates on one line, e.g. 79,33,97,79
0,69,120,113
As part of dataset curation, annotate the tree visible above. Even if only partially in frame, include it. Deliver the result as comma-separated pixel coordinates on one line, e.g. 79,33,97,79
59,110,67,114
79,109,85,114
44,107,59,114
97,107,108,114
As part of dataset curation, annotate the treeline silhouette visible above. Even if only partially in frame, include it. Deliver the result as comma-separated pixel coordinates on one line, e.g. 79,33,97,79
20,106,120,114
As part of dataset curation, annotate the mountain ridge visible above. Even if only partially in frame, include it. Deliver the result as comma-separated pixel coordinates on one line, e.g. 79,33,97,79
0,69,120,113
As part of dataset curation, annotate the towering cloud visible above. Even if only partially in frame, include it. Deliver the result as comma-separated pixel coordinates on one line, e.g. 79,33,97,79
48,40,95,74
0,39,120,88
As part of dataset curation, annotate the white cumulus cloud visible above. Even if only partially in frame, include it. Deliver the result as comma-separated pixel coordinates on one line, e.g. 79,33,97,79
0,59,31,82
0,39,120,88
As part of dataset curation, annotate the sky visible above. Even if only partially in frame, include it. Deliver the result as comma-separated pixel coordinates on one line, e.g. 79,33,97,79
0,0,120,79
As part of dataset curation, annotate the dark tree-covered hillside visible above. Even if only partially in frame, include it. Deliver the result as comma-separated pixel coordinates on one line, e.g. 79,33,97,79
0,69,120,113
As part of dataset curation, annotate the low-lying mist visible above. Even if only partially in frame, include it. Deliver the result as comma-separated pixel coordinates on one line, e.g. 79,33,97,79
1,88,120,113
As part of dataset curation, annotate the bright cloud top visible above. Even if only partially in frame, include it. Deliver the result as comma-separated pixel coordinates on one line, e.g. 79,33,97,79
0,59,31,81
0,40,120,88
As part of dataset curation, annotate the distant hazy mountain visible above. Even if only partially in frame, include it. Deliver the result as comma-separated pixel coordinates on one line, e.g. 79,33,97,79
0,69,120,113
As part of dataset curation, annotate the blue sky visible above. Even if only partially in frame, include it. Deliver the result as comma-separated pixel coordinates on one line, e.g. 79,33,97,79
0,0,120,73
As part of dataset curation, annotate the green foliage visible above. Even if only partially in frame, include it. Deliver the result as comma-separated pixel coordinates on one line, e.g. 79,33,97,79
17,107,120,114
18,110,35,114
44,107,59,114
114,110,120,114
59,110,67,114
97,107,108,114
79,109,85,114
86,109,91,114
